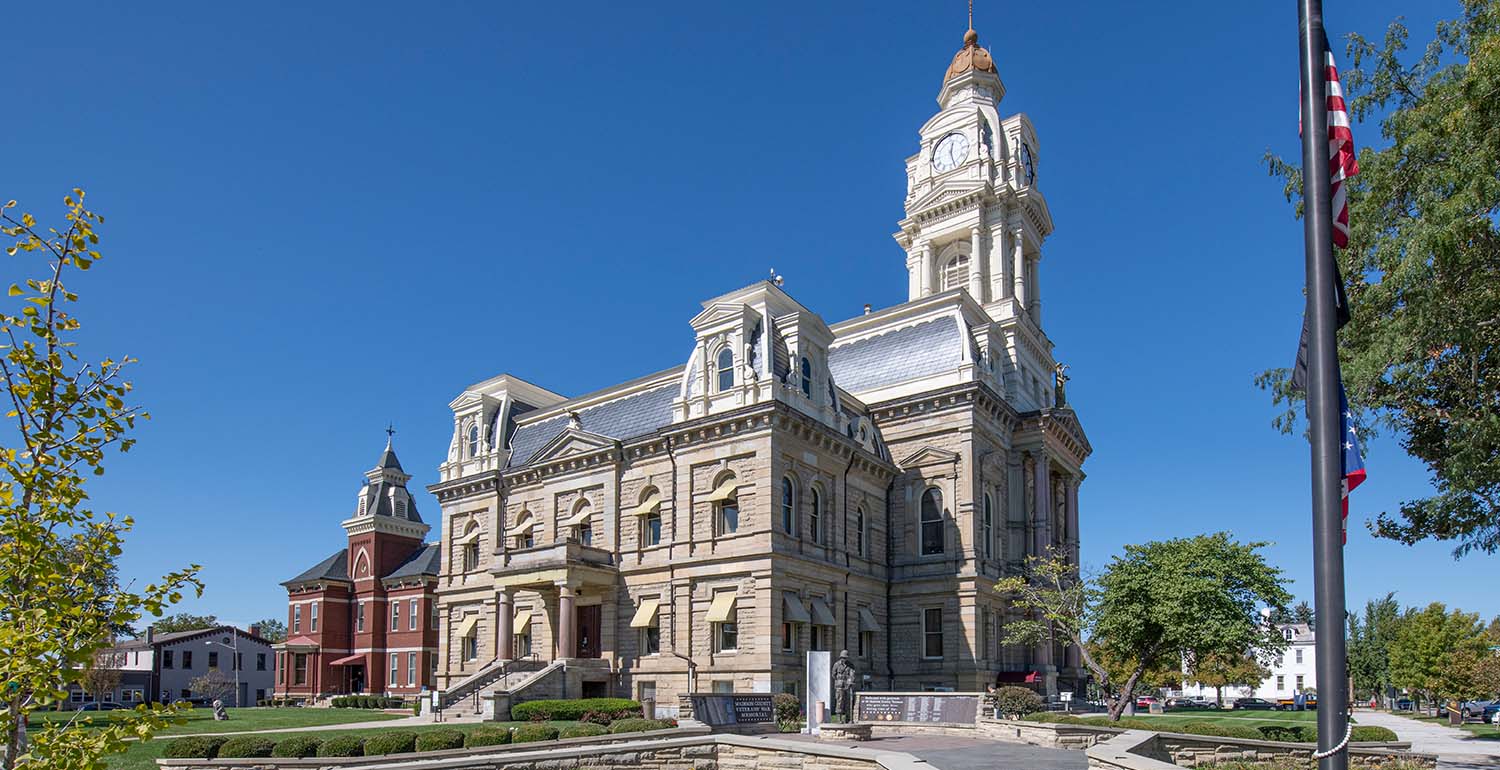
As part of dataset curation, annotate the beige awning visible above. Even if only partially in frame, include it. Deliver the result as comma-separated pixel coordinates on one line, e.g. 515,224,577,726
456,613,480,638
513,610,532,634
810,597,836,626
858,607,881,633
783,594,811,624
706,592,737,623
631,491,662,516
705,477,741,503
453,527,481,546
629,598,661,628
562,507,592,528
505,515,536,537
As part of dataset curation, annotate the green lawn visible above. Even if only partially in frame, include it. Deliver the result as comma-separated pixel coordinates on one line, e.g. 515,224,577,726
1073,709,1332,732
32,707,402,736
104,721,586,770
1396,711,1500,741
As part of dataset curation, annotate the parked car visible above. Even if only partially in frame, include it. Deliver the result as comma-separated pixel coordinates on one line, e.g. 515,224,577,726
76,702,126,711
1135,695,1160,709
1394,698,1413,711
1232,697,1277,711
1480,703,1500,723
1460,701,1493,719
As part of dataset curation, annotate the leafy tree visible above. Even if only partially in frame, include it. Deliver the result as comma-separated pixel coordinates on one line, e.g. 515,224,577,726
997,534,1291,720
1389,602,1487,712
1291,601,1315,626
1190,652,1270,707
1257,1,1500,555
1347,593,1402,702
149,614,219,635
0,192,202,770
251,619,286,644
80,650,125,704
187,671,236,707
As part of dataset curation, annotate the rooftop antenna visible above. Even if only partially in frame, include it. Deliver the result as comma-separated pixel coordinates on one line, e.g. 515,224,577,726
769,267,784,287
968,0,973,30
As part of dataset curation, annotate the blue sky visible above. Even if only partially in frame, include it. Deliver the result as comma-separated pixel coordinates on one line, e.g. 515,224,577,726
6,0,1484,629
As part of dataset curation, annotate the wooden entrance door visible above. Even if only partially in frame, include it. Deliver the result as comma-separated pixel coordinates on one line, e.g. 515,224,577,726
576,605,601,658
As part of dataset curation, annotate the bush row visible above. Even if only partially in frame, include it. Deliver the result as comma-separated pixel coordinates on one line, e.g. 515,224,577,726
509,698,641,722
331,696,405,709
160,718,680,760
1012,713,1398,744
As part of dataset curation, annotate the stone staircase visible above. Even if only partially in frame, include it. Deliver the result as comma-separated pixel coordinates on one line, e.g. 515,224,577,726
440,658,555,715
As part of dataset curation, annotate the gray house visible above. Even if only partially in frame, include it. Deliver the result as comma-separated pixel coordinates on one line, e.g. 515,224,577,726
69,626,277,708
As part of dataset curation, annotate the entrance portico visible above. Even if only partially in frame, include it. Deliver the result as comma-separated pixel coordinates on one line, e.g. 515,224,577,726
491,540,616,661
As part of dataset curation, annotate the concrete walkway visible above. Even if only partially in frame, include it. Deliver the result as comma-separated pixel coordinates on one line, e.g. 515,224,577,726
1355,710,1500,769
780,733,1085,770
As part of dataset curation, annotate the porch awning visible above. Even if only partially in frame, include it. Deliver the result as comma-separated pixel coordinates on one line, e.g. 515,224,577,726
453,527,481,546
456,613,480,638
514,610,533,634
706,592,737,623
329,654,364,666
630,598,661,628
782,594,811,625
858,607,881,633
505,515,536,538
705,477,741,503
809,597,836,627
631,491,662,516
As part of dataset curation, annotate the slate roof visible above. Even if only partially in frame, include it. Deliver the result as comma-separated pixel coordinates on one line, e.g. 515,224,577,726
384,543,441,580
507,383,679,468
357,477,423,523
828,316,965,394
282,549,348,586
377,445,403,471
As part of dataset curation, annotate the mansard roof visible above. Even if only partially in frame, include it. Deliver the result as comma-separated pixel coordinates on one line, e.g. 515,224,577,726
828,315,965,394
282,549,349,586
384,542,441,580
357,477,423,523
507,381,679,468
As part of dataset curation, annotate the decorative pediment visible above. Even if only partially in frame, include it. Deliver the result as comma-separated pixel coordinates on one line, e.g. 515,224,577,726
908,182,985,216
898,445,962,469
1049,408,1092,457
688,301,756,331
528,426,617,465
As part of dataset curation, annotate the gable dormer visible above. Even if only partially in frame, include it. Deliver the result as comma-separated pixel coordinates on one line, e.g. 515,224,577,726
440,374,567,482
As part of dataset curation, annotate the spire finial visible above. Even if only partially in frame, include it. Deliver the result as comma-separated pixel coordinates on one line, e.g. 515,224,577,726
968,0,973,31
385,423,395,449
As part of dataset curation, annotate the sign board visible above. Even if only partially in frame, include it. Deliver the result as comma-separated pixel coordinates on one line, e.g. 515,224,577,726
855,693,980,725
687,694,776,727
1059,692,1073,702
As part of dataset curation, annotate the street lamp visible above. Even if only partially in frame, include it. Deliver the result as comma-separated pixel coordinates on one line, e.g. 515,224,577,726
205,634,241,708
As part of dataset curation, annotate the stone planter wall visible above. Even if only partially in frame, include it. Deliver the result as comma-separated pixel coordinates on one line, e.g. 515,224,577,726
1084,728,1437,770
978,718,1122,749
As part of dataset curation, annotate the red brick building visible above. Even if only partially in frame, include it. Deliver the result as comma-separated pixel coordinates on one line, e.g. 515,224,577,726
275,435,439,701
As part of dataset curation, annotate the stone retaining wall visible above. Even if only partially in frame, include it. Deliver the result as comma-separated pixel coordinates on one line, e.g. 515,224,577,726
1084,729,1437,770
978,717,1122,749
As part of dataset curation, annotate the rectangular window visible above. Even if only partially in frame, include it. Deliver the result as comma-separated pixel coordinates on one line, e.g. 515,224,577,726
515,631,532,658
463,635,478,661
70,689,84,703
311,601,319,632
208,651,218,669
1295,648,1303,664
1276,675,1285,690
782,622,797,653
255,689,265,703
429,655,438,683
390,654,399,686
277,652,285,682
643,624,660,655
712,680,733,694
643,513,662,546
293,605,301,633
980,609,990,661
716,499,739,537
391,602,400,631
181,689,191,700
409,599,419,631
859,630,872,659
810,625,828,652
856,509,866,557
293,654,307,685
162,650,174,669
923,608,943,659
431,602,440,630
357,601,366,632
716,608,738,652
1295,674,1304,690
257,653,267,671
407,652,416,686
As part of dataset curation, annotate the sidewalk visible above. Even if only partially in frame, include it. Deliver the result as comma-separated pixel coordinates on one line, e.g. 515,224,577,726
1354,710,1500,768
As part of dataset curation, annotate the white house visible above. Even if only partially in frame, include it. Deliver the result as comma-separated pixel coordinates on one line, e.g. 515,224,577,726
1178,622,1317,702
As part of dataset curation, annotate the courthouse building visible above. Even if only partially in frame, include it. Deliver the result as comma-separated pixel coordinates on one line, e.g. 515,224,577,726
426,25,1092,709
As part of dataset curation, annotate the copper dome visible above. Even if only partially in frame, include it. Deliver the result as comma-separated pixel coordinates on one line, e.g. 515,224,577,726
945,28,997,81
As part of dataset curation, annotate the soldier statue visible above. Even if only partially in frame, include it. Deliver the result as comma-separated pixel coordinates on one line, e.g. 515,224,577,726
831,650,858,722
212,699,228,721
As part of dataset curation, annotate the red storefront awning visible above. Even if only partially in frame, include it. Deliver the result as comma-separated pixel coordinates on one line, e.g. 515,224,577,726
996,671,1042,684
329,654,365,666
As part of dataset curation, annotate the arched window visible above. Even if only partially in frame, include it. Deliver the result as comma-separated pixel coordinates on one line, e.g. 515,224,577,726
571,500,593,546
941,254,970,292
644,509,662,546
461,524,480,572
780,477,796,535
855,506,866,557
713,474,740,536
467,423,480,458
799,357,812,397
983,494,994,560
716,347,735,392
809,487,822,545
920,488,944,555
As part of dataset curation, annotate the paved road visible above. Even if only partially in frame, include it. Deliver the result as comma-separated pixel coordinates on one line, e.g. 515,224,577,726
783,733,1085,770
1355,710,1500,769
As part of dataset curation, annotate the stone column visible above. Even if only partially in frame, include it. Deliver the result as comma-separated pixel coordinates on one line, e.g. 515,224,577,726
496,590,514,661
556,583,577,660
1067,479,1081,566
919,242,935,296
1012,228,1027,307
1030,256,1042,325
1032,455,1052,558
968,225,985,302
990,221,1011,300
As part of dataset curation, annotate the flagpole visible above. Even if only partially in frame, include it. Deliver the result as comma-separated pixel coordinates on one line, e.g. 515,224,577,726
1298,2,1350,769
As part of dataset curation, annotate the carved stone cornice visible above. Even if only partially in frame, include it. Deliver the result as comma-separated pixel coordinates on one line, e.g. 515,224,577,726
428,471,502,504
867,380,1021,435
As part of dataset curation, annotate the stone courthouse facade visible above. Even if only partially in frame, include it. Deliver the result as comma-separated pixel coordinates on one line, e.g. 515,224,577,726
428,26,1090,708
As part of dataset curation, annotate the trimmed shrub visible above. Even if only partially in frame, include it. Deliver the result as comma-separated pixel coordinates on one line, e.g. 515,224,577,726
331,696,347,708
992,686,1044,718
510,698,641,722
316,735,366,757
162,737,228,760
270,736,323,758
773,692,801,723
608,718,674,734
1257,724,1311,742
363,732,418,756
1351,726,1398,742
414,730,466,752
217,737,276,759
465,728,513,748
559,723,609,739
512,724,560,743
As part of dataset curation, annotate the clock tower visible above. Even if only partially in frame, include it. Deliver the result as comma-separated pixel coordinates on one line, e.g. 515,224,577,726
895,27,1054,333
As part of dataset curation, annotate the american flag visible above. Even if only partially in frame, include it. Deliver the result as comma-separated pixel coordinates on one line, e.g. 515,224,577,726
1339,385,1367,544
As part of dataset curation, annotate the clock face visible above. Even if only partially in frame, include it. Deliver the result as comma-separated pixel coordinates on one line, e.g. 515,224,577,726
1021,144,1036,185
932,132,970,172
